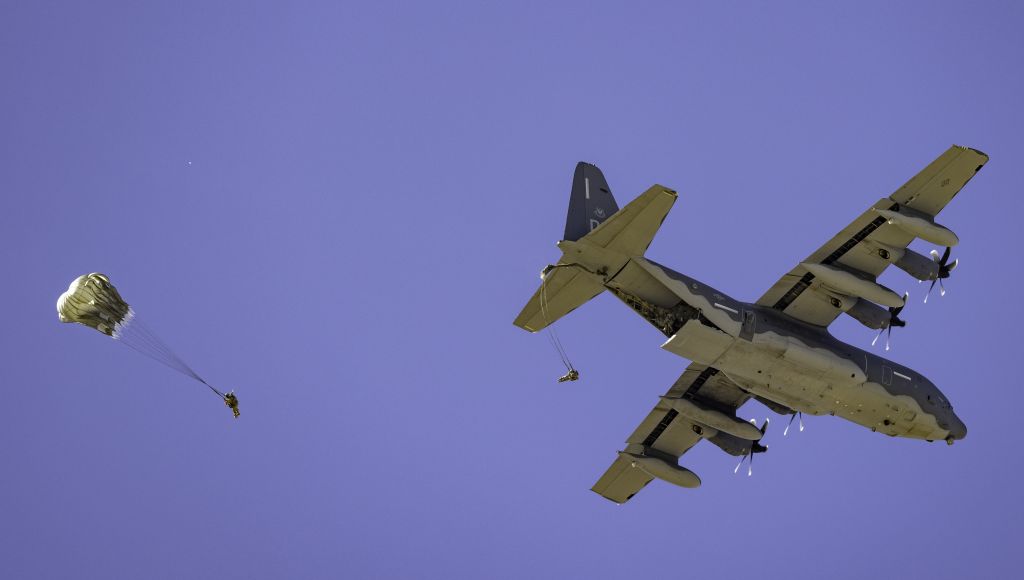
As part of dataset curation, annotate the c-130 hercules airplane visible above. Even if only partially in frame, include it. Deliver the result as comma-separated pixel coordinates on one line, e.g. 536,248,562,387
514,145,988,503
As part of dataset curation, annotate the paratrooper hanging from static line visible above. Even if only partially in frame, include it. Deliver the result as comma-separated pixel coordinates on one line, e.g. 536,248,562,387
539,265,580,383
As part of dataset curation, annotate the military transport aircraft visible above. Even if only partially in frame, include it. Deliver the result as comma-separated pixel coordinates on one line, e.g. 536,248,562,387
513,146,987,503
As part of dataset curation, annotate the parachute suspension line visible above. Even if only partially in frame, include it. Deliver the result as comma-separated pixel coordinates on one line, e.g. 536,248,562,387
546,328,570,369
540,278,571,370
121,317,225,399
540,276,578,382
116,312,184,371
112,309,225,399
115,312,193,378
541,287,570,370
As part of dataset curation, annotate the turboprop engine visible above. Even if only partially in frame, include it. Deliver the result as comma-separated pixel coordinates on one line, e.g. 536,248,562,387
837,294,909,350
863,241,940,282
843,296,907,351
844,298,894,330
660,396,765,440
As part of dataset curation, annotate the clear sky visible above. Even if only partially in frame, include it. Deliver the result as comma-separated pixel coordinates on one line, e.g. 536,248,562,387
2,1,1022,578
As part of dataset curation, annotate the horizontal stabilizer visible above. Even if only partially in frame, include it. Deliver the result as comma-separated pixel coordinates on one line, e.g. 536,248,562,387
581,185,677,257
515,166,676,336
513,265,604,333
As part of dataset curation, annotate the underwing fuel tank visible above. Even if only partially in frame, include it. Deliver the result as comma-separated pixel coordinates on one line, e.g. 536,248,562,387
661,396,764,440
802,262,904,308
873,209,959,247
622,453,701,489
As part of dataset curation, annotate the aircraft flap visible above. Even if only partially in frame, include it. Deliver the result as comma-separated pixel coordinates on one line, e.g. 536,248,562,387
591,453,655,504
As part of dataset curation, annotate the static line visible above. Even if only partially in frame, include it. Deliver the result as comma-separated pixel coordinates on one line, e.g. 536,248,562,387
585,177,590,199
713,303,738,314
893,371,912,381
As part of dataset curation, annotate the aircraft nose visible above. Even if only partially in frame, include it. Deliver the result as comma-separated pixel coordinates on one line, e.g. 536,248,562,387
948,415,967,441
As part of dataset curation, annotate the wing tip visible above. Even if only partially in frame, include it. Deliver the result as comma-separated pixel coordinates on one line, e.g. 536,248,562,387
953,144,989,165
654,184,678,198
589,487,628,505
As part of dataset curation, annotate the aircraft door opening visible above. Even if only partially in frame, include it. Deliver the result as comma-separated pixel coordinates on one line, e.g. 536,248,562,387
740,310,756,341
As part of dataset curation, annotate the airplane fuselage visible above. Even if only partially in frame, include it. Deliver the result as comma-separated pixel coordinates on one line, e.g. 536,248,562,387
603,257,966,443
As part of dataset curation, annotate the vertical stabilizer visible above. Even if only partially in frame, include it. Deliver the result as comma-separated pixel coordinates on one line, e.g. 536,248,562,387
564,162,619,242
514,162,676,333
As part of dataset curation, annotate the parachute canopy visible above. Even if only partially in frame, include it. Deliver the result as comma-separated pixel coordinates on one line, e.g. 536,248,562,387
57,273,131,336
56,272,235,414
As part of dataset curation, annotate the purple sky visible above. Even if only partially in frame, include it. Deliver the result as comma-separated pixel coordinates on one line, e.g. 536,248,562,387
2,1,1022,578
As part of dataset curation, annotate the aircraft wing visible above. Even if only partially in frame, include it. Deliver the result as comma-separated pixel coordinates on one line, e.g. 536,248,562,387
591,362,751,503
755,145,989,327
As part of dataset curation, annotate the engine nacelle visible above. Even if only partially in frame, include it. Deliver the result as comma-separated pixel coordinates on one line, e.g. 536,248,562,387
662,396,765,440
864,241,940,282
707,430,767,456
843,297,891,330
873,209,959,247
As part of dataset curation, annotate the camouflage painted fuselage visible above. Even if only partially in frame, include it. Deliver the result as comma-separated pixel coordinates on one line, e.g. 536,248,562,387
605,257,966,442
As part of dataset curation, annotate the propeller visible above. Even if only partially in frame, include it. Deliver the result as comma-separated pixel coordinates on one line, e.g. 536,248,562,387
734,418,769,476
784,412,804,436
871,291,909,351
924,247,958,303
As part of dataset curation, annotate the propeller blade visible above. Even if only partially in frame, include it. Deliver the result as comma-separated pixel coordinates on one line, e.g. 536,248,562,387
889,292,909,324
784,412,804,436
738,418,772,475
884,326,892,351
872,328,883,346
924,279,937,303
930,249,941,262
929,247,954,297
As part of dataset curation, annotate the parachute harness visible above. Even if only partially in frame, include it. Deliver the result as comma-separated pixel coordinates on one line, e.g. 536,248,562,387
539,266,579,383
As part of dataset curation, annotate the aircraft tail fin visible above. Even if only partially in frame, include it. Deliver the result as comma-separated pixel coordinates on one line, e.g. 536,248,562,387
564,162,619,241
514,163,677,332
